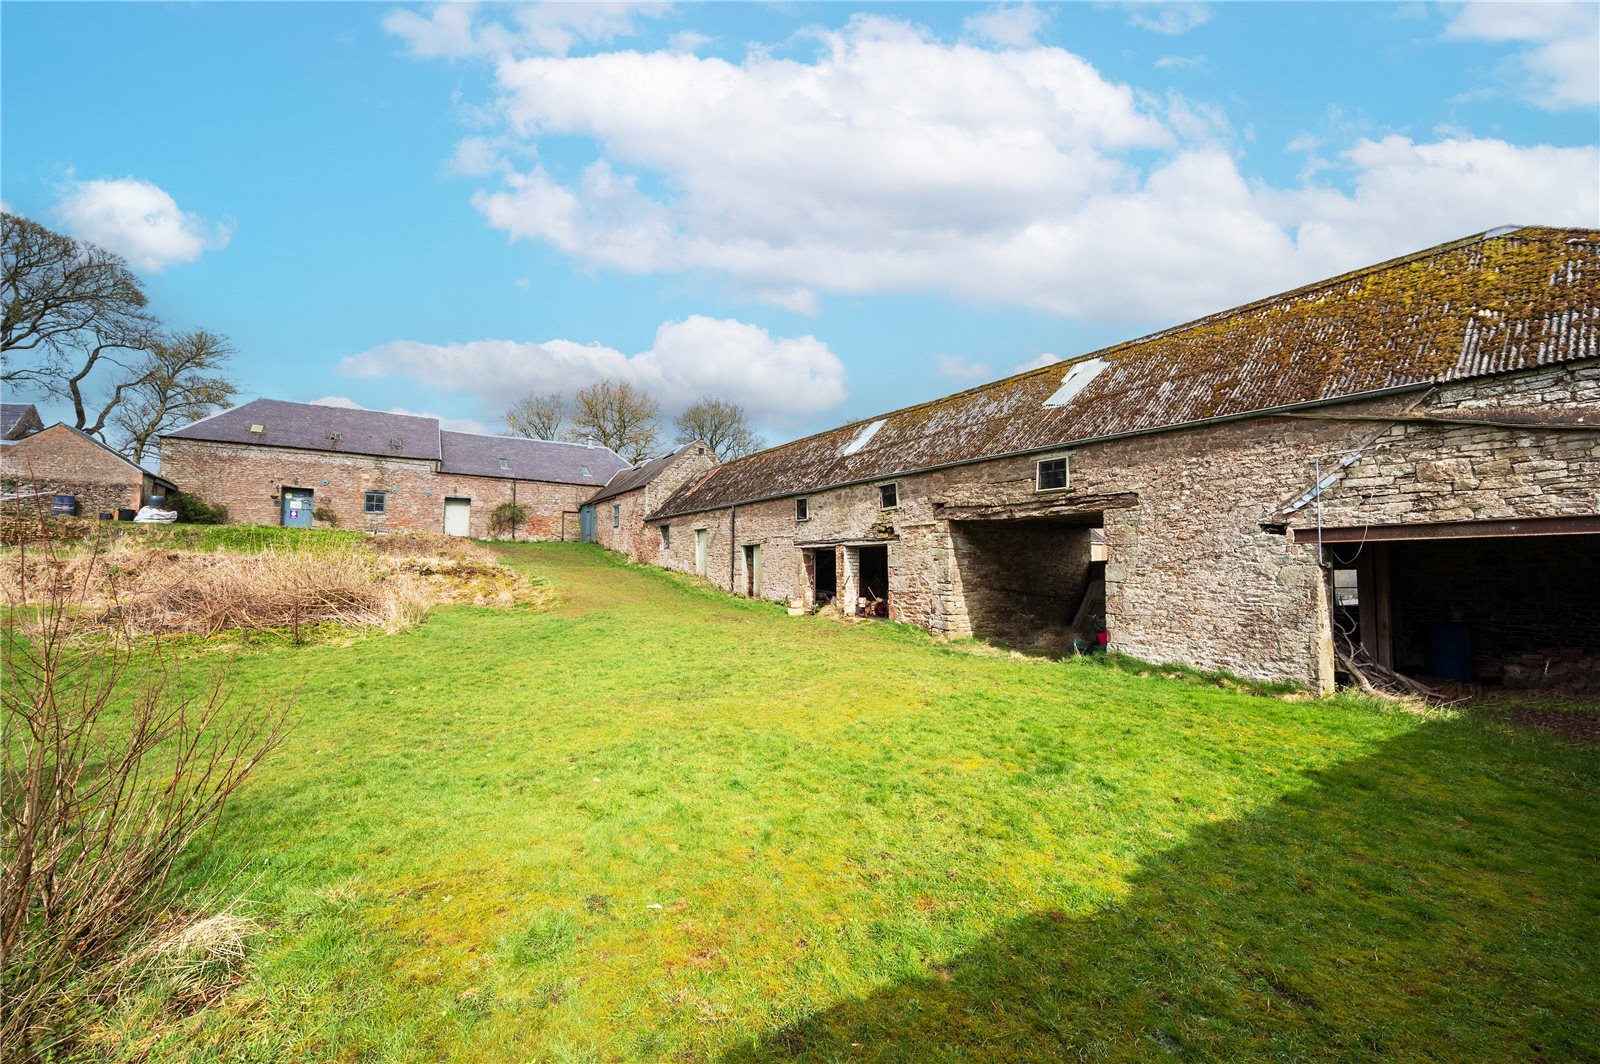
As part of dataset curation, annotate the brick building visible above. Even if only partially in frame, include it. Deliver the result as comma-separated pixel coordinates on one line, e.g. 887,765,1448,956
643,227,1600,692
1,409,176,516
159,399,630,539
583,442,719,563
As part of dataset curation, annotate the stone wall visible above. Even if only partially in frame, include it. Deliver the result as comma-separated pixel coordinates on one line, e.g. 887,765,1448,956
593,445,717,563
651,360,1599,690
1,424,150,513
158,437,590,539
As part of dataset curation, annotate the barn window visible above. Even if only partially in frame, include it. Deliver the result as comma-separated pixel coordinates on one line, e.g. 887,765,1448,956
1036,456,1068,491
796,497,809,521
612,504,620,528
498,458,509,470
660,525,671,550
364,491,387,514
878,482,898,509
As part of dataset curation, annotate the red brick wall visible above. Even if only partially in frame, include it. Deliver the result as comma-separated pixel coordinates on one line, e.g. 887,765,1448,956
158,438,593,539
1,425,147,511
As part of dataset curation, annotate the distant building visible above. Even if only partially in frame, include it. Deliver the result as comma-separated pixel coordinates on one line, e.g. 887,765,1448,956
1,408,175,516
160,399,631,539
581,442,719,562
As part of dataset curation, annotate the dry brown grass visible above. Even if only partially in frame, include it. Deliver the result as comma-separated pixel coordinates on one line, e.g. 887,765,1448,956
1,530,546,638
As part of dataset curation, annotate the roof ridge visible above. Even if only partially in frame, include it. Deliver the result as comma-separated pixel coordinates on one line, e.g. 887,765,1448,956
442,427,623,456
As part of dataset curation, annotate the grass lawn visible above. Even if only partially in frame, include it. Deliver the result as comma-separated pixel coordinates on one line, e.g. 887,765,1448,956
107,543,1598,1062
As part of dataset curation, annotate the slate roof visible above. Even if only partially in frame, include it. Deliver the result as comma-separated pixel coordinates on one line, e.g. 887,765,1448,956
654,226,1600,520
439,430,629,486
0,403,41,440
166,399,443,461
586,443,699,506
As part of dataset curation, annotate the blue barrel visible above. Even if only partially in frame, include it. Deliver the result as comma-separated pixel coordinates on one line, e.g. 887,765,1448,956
1425,622,1473,681
50,494,77,516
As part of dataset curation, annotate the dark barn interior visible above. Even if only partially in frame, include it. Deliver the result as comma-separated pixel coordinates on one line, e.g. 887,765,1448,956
1330,532,1600,693
950,515,1102,654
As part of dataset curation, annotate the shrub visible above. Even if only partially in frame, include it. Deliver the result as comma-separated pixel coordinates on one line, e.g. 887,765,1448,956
169,491,229,525
312,506,339,528
1,528,287,1056
489,501,529,538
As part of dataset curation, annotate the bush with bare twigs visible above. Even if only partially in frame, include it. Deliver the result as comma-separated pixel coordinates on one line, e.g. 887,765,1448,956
0,524,288,1058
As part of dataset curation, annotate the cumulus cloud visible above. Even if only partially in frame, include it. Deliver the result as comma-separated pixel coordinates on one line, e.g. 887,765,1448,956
1124,3,1213,36
964,3,1050,47
310,395,489,434
934,354,993,381
54,177,230,272
405,12,1598,325
340,316,847,428
1445,0,1599,109
384,1,668,59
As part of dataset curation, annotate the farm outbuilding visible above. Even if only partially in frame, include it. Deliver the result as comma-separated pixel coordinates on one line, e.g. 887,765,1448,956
644,226,1600,693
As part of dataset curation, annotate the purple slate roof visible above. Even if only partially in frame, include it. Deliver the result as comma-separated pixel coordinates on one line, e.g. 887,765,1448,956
166,399,442,461
586,443,698,505
1,403,41,440
439,431,630,486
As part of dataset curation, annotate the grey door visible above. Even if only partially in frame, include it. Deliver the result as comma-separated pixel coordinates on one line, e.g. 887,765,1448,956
579,505,596,543
281,488,314,528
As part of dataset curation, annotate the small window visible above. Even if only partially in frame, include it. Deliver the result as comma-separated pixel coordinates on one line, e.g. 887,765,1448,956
364,491,387,514
612,503,620,528
1036,456,1068,491
498,458,509,470
796,497,809,521
660,525,671,550
581,465,591,477
878,482,898,509
696,446,706,456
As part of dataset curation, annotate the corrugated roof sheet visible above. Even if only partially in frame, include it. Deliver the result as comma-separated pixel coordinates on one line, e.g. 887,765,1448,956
439,430,629,486
586,443,698,505
165,399,443,462
655,226,1600,520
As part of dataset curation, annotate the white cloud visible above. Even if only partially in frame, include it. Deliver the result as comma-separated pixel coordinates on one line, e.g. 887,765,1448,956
340,316,847,428
1154,54,1206,69
668,30,712,55
54,177,230,272
384,2,668,60
310,395,488,434
1011,352,1062,374
1124,3,1213,36
406,13,1598,325
964,3,1050,48
1445,0,1599,109
934,354,993,381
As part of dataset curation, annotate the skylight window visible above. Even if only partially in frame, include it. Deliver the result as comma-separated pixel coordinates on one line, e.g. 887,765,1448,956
498,458,509,469
1043,357,1110,408
842,419,885,456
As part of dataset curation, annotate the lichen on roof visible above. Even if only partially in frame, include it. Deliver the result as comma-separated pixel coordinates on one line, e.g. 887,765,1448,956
653,226,1600,520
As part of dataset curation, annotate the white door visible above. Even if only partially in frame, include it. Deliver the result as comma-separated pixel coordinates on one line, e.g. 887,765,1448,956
694,528,708,575
444,498,471,537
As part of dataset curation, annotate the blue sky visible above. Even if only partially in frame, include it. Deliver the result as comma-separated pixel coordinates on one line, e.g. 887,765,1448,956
4,1,1597,450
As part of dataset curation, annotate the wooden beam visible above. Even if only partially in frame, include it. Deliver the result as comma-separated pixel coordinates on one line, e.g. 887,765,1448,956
939,491,1139,522
1289,514,1600,544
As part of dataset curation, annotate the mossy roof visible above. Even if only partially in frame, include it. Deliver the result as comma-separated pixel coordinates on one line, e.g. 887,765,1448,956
653,226,1600,520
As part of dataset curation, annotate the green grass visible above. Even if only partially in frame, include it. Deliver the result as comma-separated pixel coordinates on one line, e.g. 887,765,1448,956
106,522,367,554
104,544,1598,1062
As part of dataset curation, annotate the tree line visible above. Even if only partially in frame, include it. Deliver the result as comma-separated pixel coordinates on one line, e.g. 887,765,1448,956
505,383,764,464
2,212,236,465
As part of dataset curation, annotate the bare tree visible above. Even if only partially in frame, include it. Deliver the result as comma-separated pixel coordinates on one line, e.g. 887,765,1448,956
505,391,566,441
1,213,158,437
110,330,237,465
1,516,287,1055
569,379,660,463
673,396,765,461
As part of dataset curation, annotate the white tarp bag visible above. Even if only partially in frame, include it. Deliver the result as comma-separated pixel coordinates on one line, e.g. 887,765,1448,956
132,506,178,524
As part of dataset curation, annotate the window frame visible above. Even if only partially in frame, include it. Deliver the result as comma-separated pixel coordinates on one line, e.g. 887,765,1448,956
612,503,621,528
877,481,899,510
1035,454,1070,493
796,497,809,522
660,524,671,550
363,490,387,515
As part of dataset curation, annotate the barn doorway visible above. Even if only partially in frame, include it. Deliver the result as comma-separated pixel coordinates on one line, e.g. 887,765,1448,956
1323,526,1599,694
807,547,838,606
743,543,762,597
949,514,1103,654
856,544,889,617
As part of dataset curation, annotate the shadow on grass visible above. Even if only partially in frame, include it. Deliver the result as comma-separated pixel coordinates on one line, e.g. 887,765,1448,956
719,717,1599,1063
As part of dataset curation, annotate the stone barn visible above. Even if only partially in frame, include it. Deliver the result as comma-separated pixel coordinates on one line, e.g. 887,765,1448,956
583,441,719,563
1,410,175,517
644,226,1600,692
159,399,631,538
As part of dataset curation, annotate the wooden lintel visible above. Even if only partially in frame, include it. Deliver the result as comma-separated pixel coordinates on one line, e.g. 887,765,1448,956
1289,514,1600,544
938,492,1139,522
